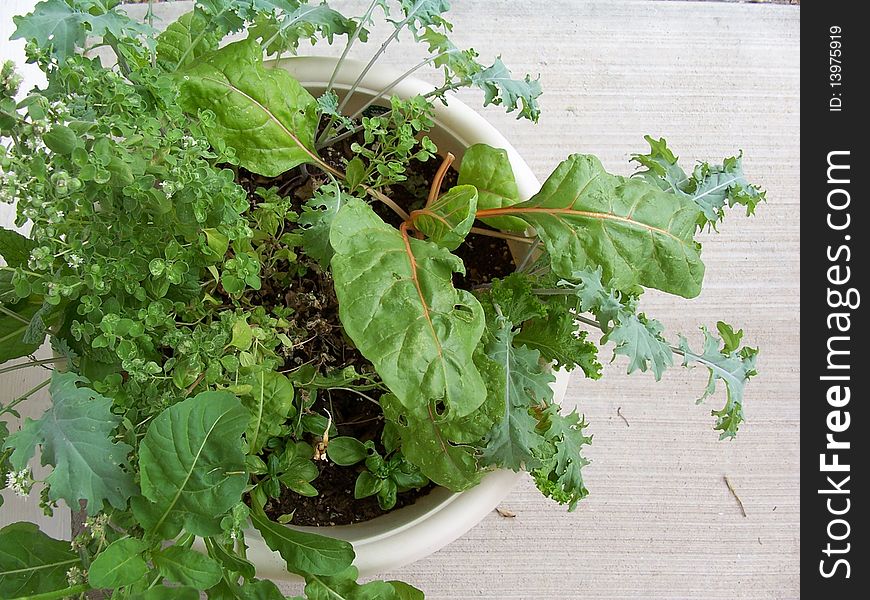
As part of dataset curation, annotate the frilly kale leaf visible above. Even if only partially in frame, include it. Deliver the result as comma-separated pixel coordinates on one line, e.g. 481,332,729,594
532,403,592,512
480,311,552,471
11,0,155,62
679,322,759,440
420,29,543,122
632,135,766,230
4,371,136,515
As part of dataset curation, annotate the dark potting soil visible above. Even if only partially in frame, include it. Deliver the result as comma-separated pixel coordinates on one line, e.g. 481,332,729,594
234,128,514,526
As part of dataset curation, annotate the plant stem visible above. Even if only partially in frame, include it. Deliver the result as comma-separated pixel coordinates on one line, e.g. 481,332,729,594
0,304,32,325
426,152,455,206
335,23,405,116
16,584,89,600
0,358,64,376
469,227,535,244
0,378,51,417
348,51,452,123
147,0,156,67
324,0,381,96
515,237,542,272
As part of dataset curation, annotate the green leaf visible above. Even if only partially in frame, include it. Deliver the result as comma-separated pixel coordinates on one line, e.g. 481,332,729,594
4,371,135,514
0,522,81,598
254,3,356,56
410,184,477,251
230,317,254,351
494,154,705,298
327,436,367,466
330,198,486,419
242,370,296,454
157,9,221,70
133,585,200,600
205,538,256,581
556,268,672,379
11,0,154,62
440,349,505,444
632,136,765,230
43,124,78,154
0,300,48,363
457,144,527,232
678,325,759,440
603,312,673,380
249,510,354,576
471,58,543,122
153,545,223,590
354,471,383,499
178,39,320,177
480,316,552,471
11,0,86,62
137,391,249,537
381,393,481,491
88,537,149,589
0,228,36,268
515,312,601,377
298,183,351,267
389,581,425,600
532,404,592,511
398,0,451,31
304,566,398,600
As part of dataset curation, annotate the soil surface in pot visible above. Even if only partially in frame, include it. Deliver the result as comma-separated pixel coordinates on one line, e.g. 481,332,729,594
234,128,516,526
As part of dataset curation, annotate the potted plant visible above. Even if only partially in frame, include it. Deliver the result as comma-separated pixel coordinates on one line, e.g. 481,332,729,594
0,1,763,598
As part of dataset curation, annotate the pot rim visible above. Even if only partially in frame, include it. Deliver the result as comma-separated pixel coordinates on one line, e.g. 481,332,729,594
239,55,567,581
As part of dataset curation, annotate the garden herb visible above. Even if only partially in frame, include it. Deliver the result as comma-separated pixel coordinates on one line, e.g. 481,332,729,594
0,1,763,598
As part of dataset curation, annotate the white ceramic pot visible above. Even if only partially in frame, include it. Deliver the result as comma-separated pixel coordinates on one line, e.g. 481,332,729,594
243,56,572,580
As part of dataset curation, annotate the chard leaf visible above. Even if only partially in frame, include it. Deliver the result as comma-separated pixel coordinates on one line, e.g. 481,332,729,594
381,393,481,491
178,39,320,177
678,323,759,440
330,198,486,419
389,581,425,600
242,370,296,454
304,566,400,600
472,58,543,122
0,300,51,363
88,538,149,589
298,183,351,267
440,350,505,444
0,228,36,268
409,184,478,250
136,391,249,538
249,511,354,576
480,315,551,471
492,154,705,298
156,9,221,70
457,144,527,232
632,135,766,230
4,371,135,515
153,545,223,590
532,404,592,511
0,522,82,598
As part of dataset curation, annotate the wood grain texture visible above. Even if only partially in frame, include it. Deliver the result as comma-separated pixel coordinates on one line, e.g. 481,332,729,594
1,1,799,598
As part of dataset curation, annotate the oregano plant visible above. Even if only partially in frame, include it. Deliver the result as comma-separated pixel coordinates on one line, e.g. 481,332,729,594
1,1,762,598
